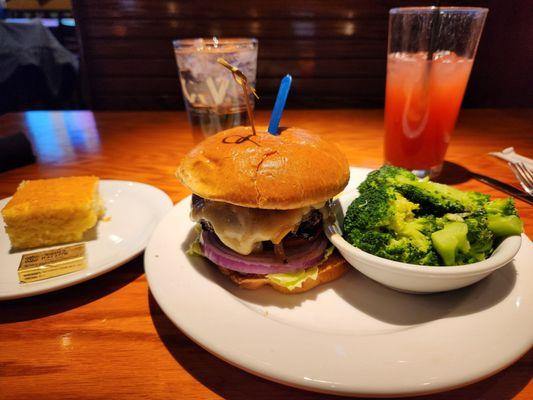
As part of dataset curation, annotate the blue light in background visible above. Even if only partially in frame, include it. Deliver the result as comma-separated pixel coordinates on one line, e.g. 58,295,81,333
63,112,100,152
25,111,70,163
60,18,76,27
4,18,76,27
24,111,100,163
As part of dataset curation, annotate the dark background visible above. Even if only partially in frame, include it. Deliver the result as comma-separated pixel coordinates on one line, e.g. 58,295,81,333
71,0,532,110
5,0,532,111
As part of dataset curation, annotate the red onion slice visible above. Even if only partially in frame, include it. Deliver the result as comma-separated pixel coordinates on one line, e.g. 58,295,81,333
200,231,328,274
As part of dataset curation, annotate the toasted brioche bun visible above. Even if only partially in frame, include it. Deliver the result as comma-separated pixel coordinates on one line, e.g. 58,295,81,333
218,251,350,294
177,126,350,209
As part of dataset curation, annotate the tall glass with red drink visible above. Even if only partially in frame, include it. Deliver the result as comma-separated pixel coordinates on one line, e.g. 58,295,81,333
384,7,488,178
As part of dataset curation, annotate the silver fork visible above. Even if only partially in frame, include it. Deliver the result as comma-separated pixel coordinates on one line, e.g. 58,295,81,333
508,161,533,196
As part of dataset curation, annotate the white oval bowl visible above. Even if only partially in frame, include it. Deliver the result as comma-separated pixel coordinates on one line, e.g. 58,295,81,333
325,194,523,294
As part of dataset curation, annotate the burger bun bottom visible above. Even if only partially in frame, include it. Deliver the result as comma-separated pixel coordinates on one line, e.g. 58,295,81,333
217,251,349,294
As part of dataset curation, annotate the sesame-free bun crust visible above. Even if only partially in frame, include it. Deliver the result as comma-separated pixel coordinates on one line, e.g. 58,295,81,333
177,126,350,209
218,251,349,294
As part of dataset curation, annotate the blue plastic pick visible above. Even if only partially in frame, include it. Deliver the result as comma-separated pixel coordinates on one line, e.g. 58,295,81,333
267,74,292,135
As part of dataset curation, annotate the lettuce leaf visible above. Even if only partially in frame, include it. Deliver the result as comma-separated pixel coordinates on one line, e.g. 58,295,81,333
186,230,203,256
266,245,335,291
321,244,335,261
267,266,319,291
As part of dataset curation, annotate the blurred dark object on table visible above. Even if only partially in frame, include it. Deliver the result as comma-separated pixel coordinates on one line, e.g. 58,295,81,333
71,0,533,111
4,15,79,56
0,19,79,114
0,132,36,172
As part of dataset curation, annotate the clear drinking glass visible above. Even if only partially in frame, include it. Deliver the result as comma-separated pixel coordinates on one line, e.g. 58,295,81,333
173,38,258,137
384,7,488,178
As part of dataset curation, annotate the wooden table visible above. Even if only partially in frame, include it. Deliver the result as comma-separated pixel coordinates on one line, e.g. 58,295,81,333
0,109,531,400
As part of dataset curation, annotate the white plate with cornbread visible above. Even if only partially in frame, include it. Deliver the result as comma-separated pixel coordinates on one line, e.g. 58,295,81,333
0,177,172,300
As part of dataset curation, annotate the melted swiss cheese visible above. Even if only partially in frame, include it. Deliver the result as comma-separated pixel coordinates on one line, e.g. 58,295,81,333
192,200,324,255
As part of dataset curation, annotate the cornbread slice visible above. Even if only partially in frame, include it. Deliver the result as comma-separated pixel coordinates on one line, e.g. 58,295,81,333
2,176,105,249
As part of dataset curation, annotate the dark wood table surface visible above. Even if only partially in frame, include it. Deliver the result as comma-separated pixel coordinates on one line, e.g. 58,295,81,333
0,109,531,400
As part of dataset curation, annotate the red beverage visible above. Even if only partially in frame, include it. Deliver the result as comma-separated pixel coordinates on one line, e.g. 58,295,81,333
384,52,473,173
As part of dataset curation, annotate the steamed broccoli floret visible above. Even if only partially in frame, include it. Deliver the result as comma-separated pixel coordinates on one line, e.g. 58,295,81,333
343,186,440,265
463,210,494,262
485,198,518,215
357,165,416,194
343,186,399,230
344,185,418,232
345,228,392,255
468,191,492,209
484,198,523,236
389,215,441,266
430,211,494,265
381,236,440,266
345,228,440,266
431,222,470,266
359,165,489,215
394,178,490,215
394,215,439,251
343,165,524,267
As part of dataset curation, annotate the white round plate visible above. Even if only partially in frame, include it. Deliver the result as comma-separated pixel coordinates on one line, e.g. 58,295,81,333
1,180,172,300
145,167,533,397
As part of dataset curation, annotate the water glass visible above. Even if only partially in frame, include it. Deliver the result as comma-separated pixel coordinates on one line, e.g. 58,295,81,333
173,38,258,136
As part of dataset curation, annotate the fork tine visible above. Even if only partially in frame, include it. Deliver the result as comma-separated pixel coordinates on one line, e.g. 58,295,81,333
508,162,530,193
517,162,533,185
515,163,533,188
508,162,519,177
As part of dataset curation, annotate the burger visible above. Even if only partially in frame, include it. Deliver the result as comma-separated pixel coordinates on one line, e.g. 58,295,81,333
177,126,351,294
